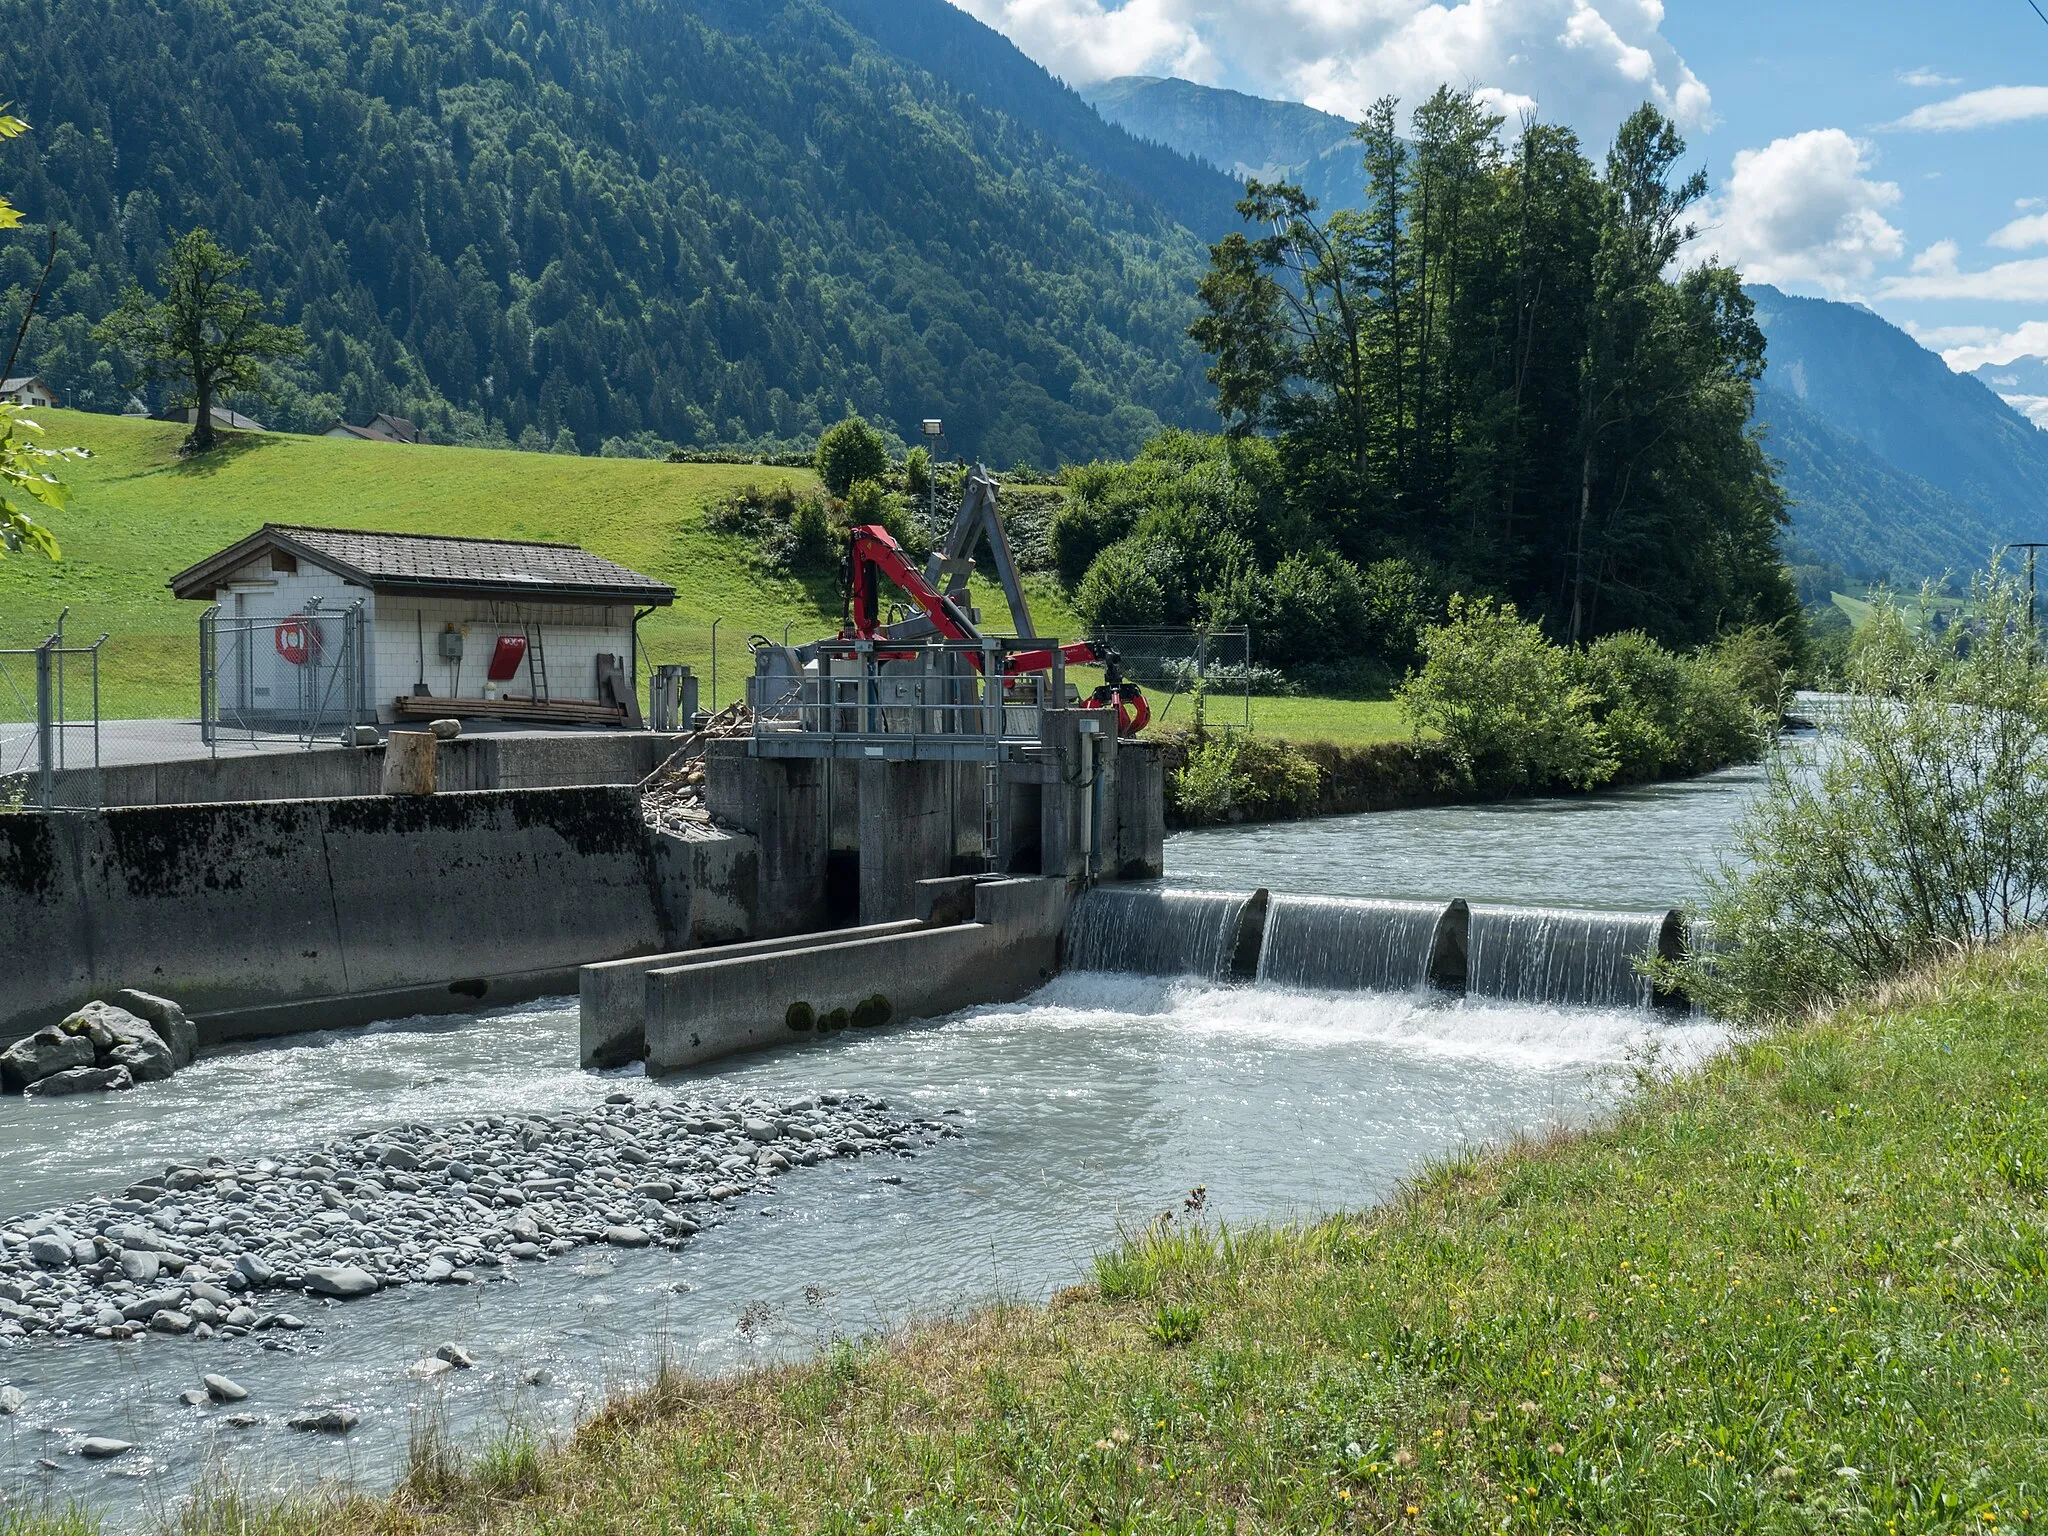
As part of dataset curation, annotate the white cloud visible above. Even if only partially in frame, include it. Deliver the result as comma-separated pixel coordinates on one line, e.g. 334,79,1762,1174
945,0,1713,141
1929,319,2048,371
1880,253,2048,301
1891,85,2048,131
1896,67,1962,88
1990,211,2048,249
1692,130,1903,296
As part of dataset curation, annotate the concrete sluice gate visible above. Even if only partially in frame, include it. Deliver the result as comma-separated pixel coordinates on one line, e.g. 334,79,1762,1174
1064,885,1687,1011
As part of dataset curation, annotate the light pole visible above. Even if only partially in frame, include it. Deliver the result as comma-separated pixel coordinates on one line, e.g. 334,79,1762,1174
921,418,944,529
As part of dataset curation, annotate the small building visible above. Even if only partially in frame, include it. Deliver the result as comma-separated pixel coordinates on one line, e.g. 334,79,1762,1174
154,403,267,432
167,524,675,727
325,413,424,444
0,375,56,409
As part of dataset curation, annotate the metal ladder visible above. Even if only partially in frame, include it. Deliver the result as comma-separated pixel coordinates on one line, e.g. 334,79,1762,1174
523,624,551,703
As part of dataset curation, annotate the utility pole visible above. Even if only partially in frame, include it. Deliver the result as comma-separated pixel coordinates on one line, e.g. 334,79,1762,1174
2007,543,2048,636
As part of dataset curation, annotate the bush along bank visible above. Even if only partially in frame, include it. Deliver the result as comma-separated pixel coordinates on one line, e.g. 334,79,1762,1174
242,938,2048,1534
1164,606,1781,828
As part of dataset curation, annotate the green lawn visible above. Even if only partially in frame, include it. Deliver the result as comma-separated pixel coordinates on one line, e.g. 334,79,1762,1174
1,413,1411,741
0,412,1079,718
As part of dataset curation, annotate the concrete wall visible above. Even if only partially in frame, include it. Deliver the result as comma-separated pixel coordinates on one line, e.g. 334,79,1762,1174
642,876,1067,1073
48,731,687,809
1112,740,1166,879
578,917,921,1068
366,594,636,721
0,787,713,1045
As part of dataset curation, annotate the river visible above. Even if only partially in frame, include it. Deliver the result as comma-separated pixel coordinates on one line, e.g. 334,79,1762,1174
0,760,1766,1524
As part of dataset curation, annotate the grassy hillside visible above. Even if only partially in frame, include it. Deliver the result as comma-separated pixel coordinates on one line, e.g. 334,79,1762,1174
208,939,2048,1534
0,414,1410,742
0,412,1081,717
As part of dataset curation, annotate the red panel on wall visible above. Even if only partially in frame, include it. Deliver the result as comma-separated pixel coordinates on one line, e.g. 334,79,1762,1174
486,635,528,682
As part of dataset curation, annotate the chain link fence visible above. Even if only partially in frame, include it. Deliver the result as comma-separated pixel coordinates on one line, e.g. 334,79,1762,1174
1092,626,1255,733
200,601,370,750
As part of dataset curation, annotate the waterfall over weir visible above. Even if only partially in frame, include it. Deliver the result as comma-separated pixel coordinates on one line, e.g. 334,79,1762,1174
1256,895,1466,994
1064,884,1688,1009
1464,905,1683,1010
1064,886,1265,979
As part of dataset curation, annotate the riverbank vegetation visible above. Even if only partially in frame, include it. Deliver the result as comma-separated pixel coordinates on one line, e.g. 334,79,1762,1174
168,934,2048,1536
1682,572,2048,1024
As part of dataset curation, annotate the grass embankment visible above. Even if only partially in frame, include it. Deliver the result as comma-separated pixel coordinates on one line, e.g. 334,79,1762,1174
217,940,2048,1534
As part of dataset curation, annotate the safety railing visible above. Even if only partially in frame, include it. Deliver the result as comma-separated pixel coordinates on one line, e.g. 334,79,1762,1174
748,638,1056,759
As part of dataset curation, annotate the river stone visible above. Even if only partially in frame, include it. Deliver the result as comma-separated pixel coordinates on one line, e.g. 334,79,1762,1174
287,1407,357,1434
26,1235,72,1269
119,1250,160,1283
24,1065,135,1097
0,1028,94,1093
303,1265,378,1298
419,1257,455,1284
122,1290,184,1322
77,1437,132,1459
203,1374,248,1402
235,1253,275,1286
178,1389,209,1406
376,1145,418,1172
150,1310,193,1334
107,990,199,1069
108,1037,173,1084
742,1118,777,1142
435,1343,475,1368
408,1357,452,1380
0,1386,25,1414
604,1226,650,1248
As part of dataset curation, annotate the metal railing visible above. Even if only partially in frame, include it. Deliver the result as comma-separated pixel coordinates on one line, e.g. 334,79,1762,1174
201,599,369,752
748,638,1055,759
1,609,107,808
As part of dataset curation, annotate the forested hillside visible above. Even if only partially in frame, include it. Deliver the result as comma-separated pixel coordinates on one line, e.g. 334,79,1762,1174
1085,77,1364,214
1747,285,2048,558
0,0,1215,463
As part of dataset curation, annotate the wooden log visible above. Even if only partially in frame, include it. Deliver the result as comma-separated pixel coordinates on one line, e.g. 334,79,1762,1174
382,730,438,796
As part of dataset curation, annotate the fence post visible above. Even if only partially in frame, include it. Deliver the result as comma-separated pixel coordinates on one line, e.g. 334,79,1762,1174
34,639,52,808
199,605,218,753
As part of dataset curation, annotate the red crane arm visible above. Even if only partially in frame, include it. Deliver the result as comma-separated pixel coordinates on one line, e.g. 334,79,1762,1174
847,524,978,643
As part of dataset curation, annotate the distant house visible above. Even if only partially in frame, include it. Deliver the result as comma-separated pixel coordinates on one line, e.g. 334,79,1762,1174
154,403,267,432
0,375,56,409
167,524,674,727
325,413,423,444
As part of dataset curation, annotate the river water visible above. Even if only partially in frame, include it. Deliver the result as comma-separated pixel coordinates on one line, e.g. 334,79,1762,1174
0,763,1764,1524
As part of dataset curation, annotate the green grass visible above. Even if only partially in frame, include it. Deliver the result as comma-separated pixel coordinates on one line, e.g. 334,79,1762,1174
0,412,1079,719
1244,694,1411,747
202,937,2048,1536
1831,591,1875,627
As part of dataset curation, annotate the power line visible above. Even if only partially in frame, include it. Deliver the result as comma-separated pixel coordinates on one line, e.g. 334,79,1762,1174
2030,0,2048,29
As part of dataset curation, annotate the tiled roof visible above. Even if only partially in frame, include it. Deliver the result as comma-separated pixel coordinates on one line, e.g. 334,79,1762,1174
167,523,675,603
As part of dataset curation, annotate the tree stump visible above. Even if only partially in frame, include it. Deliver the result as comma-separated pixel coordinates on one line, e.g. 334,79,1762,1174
382,730,438,795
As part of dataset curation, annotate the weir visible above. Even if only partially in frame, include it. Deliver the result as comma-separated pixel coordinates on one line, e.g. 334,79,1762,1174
1464,905,1684,1010
1063,885,1268,979
1256,895,1467,993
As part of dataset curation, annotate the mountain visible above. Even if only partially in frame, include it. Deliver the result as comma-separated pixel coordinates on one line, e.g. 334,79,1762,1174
0,0,1220,464
1084,77,1364,214
817,3,1243,242
1747,285,2048,579
1971,357,2048,431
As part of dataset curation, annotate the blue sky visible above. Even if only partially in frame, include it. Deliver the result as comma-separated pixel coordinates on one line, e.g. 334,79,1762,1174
950,0,2048,369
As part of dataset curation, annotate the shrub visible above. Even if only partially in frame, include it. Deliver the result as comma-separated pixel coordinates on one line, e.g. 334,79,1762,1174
1397,596,1614,793
1678,573,2048,1022
1358,557,1442,669
1167,731,1322,826
903,446,931,498
1259,550,1367,671
1073,537,1168,629
816,416,889,497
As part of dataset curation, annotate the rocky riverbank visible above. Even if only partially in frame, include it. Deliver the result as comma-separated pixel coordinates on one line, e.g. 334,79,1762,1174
0,1089,949,1345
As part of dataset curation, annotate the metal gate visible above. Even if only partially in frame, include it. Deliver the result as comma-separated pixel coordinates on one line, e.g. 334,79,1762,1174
201,600,368,750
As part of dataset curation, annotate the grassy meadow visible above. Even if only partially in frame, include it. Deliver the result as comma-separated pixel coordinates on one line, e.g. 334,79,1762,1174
130,936,2048,1534
0,413,1407,743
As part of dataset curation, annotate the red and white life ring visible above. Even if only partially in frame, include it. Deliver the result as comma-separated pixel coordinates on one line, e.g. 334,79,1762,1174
274,617,321,666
